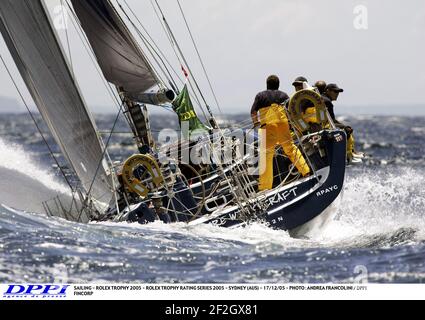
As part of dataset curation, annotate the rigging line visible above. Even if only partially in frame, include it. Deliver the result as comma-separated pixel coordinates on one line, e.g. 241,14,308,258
176,0,223,115
151,3,251,206
150,0,173,45
65,0,122,108
78,101,124,220
154,0,213,116
115,0,171,89
65,0,136,158
150,0,204,112
0,52,75,194
120,0,181,91
65,0,138,142
148,7,203,115
107,0,162,88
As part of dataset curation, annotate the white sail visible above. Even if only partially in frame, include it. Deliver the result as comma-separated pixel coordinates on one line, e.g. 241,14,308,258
0,0,113,207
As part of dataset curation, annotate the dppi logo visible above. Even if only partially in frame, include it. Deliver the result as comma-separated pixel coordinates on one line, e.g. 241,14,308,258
3,285,69,299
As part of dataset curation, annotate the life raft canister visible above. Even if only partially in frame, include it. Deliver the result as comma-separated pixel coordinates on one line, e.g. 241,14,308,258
122,154,164,198
288,89,327,133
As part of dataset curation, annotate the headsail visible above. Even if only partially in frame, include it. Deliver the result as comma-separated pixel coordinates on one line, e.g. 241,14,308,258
70,0,158,95
0,0,113,207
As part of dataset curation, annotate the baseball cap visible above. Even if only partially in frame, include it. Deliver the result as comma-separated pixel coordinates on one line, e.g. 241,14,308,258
292,76,308,86
326,83,344,93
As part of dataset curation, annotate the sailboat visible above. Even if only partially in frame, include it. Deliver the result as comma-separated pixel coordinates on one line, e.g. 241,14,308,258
0,0,346,238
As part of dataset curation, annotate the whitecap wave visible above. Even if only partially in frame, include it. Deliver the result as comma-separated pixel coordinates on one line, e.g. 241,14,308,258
0,138,71,213
315,167,425,247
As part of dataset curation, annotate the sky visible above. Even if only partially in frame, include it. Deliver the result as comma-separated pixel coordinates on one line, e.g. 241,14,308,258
1,0,424,115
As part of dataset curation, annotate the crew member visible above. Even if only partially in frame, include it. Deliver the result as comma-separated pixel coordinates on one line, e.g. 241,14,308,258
314,80,327,95
292,76,309,93
322,83,362,162
251,75,310,191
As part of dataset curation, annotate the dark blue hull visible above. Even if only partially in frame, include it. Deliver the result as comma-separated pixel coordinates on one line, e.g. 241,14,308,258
121,129,346,236
192,130,347,232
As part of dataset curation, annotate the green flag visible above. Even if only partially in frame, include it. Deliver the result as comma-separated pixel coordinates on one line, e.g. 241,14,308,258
173,85,209,134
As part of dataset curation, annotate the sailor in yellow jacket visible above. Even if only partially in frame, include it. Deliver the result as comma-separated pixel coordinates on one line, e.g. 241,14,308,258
251,75,310,191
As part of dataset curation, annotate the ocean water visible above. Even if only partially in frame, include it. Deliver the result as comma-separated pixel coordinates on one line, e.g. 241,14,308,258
0,113,424,283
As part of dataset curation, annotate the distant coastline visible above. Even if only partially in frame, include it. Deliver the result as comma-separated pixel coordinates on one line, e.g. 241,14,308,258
0,95,423,116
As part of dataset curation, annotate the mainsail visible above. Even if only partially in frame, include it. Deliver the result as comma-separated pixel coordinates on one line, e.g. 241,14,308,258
70,0,158,95
0,0,113,207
